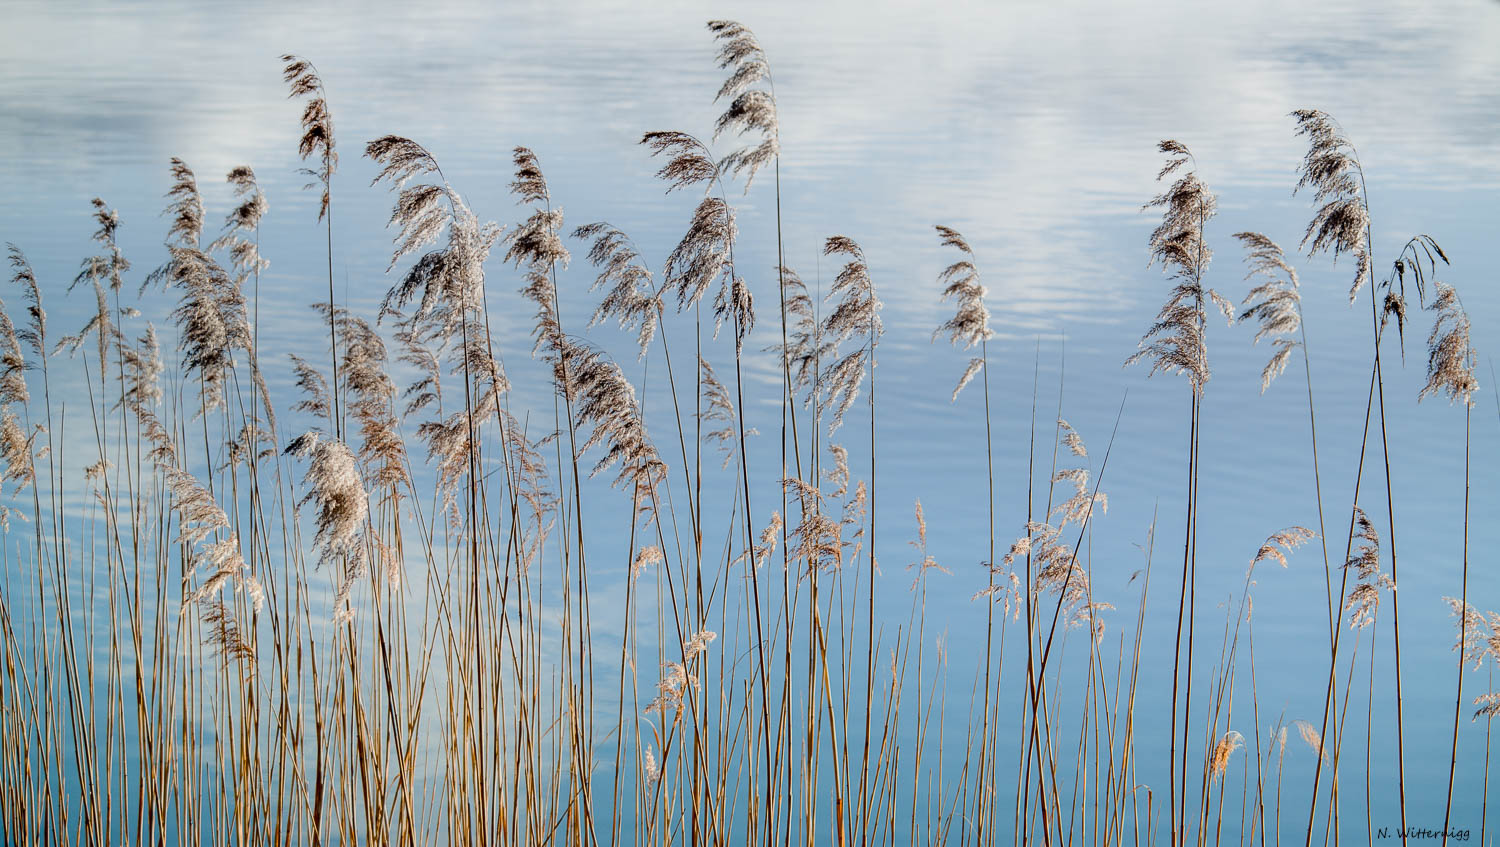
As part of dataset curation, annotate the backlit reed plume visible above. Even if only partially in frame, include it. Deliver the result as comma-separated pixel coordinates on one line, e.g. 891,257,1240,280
988,424,1104,618
1249,527,1315,572
1290,110,1370,303
574,222,661,358
207,168,276,431
54,259,115,386
1210,731,1244,780
78,197,130,292
1455,608,1500,718
198,599,256,662
281,55,336,222
1343,507,1389,630
933,225,993,401
819,235,881,433
783,476,843,574
326,307,409,499
118,323,161,411
164,462,264,618
506,147,573,360
211,167,270,281
8,246,47,360
367,135,503,342
0,291,30,493
770,263,824,397
286,430,369,623
641,131,751,343
150,159,249,414
283,54,342,430
1444,599,1491,672
707,20,779,188
1418,282,1477,406
1235,232,1303,392
568,346,664,497
1126,141,1230,393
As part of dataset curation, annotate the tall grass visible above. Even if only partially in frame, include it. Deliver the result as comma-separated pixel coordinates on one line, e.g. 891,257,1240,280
0,22,1495,847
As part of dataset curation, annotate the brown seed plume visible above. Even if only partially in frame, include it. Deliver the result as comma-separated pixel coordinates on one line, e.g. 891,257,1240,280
1418,281,1477,406
1290,110,1371,303
933,225,994,401
281,55,337,221
1234,232,1303,393
1125,141,1231,394
819,236,882,434
707,20,780,188
574,221,661,358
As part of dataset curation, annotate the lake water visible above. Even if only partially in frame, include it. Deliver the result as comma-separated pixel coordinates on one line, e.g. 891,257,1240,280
3,0,1499,843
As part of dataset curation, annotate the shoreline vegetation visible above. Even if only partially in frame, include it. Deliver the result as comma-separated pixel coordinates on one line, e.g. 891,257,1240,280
0,20,1494,847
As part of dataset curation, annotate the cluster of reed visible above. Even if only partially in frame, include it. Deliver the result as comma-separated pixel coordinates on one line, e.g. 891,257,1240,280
0,23,1492,847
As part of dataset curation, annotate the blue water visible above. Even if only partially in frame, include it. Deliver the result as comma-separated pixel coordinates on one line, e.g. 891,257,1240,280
3,0,1499,842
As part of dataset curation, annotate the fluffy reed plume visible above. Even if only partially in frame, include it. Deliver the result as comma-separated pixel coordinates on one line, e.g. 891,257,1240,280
826,442,850,497
646,632,718,717
1249,527,1316,571
0,299,28,409
149,160,249,413
162,156,204,250
1444,599,1490,671
631,545,663,581
0,293,29,494
116,325,161,414
396,327,442,416
1234,232,1304,392
281,55,336,221
211,167,270,280
1050,421,1106,526
1210,731,1244,779
768,263,826,397
707,20,779,187
77,197,130,292
1012,521,1090,614
506,412,559,572
289,354,332,422
574,221,661,358
286,431,370,622
1294,720,1327,761
1343,507,1391,630
699,355,754,467
933,225,994,401
751,510,782,569
7,246,47,359
0,412,32,492
328,308,409,496
1418,282,1477,405
198,599,256,662
640,131,752,341
1126,141,1230,393
1290,110,1370,303
163,465,263,612
503,147,576,363
367,135,503,342
783,476,843,574
568,346,664,496
57,205,117,383
819,236,882,433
